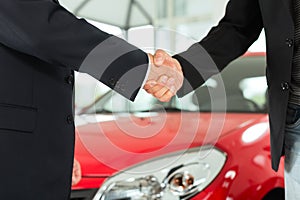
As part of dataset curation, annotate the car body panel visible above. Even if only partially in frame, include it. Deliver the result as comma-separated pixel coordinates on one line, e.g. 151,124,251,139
74,113,264,175
71,53,285,199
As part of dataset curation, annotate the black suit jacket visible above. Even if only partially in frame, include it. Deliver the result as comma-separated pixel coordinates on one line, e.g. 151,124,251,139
0,0,148,199
175,0,293,171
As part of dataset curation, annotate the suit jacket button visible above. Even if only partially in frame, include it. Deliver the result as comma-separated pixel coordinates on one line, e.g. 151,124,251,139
109,78,116,86
66,74,74,85
286,38,294,47
67,115,73,124
281,82,289,91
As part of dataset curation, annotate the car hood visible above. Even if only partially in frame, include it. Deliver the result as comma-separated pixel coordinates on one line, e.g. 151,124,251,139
74,112,266,177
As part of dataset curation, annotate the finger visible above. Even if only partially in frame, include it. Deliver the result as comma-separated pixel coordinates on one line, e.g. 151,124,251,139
166,77,175,89
172,58,182,72
145,82,174,102
154,50,179,70
165,56,177,69
154,49,167,66
154,49,176,69
157,76,177,94
163,77,178,94
147,53,154,64
143,80,156,91
147,84,165,95
158,90,174,102
154,86,169,98
158,75,168,85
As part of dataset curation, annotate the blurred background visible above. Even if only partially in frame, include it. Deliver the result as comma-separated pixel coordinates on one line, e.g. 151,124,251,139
58,0,266,108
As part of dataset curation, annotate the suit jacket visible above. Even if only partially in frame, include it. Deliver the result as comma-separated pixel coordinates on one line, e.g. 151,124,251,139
0,0,148,199
174,0,293,171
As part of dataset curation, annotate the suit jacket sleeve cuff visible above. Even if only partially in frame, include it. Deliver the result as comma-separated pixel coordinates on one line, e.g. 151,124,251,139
173,43,219,97
79,35,149,101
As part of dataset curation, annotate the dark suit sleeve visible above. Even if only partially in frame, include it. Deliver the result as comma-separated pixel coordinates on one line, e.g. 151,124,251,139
173,0,263,97
0,0,148,100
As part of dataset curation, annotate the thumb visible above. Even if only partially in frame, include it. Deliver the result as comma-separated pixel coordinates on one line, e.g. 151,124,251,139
154,49,167,66
147,53,154,64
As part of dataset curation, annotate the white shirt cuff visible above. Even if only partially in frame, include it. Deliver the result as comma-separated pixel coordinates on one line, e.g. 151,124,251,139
141,54,152,87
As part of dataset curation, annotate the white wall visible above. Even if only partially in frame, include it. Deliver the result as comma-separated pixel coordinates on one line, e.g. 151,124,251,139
71,0,266,108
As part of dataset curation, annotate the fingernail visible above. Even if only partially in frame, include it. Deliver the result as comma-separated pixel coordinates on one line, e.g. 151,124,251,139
170,86,176,94
149,81,156,87
167,78,175,85
159,76,168,84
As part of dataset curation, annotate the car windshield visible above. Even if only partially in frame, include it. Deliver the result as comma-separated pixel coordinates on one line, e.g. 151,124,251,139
80,55,267,114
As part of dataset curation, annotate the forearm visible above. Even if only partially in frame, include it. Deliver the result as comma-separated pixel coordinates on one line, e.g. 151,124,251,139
0,0,149,100
173,0,263,97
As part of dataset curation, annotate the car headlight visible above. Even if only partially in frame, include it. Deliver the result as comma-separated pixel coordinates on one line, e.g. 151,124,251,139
93,146,226,200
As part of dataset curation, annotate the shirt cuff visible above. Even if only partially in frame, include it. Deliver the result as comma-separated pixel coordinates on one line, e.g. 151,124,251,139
141,54,152,87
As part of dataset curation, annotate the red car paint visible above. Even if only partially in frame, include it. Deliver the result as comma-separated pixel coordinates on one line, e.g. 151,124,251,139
71,53,285,199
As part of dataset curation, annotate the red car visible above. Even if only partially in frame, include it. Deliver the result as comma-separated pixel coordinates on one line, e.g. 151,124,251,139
71,53,285,200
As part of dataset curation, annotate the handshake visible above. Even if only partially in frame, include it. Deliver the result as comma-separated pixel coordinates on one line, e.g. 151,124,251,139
144,50,184,102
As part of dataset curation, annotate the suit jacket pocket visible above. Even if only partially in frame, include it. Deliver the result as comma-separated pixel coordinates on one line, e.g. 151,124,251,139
0,103,37,134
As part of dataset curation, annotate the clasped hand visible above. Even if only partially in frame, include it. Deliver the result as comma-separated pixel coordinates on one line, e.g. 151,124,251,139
144,50,183,102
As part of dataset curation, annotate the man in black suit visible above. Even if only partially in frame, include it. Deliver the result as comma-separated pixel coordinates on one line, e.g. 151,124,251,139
146,0,300,198
0,0,183,199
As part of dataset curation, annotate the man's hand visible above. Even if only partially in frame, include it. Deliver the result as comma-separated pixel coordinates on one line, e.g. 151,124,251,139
72,158,82,186
144,50,183,102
